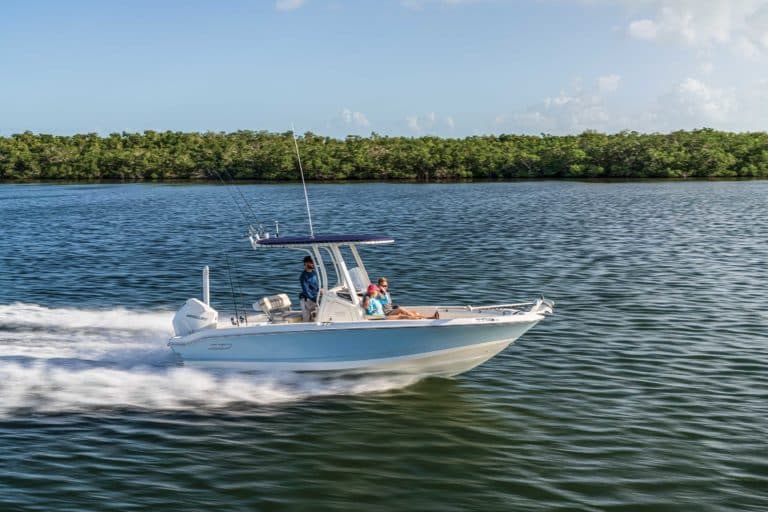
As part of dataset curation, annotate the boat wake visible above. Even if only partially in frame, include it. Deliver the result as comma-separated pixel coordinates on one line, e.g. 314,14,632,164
0,303,421,418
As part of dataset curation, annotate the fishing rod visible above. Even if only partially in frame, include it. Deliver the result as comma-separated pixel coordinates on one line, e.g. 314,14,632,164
232,255,248,326
224,253,240,326
211,168,252,226
216,167,261,227
212,168,269,240
228,173,261,228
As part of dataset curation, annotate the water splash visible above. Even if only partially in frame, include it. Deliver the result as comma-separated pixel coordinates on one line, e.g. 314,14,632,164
0,303,420,417
0,302,173,333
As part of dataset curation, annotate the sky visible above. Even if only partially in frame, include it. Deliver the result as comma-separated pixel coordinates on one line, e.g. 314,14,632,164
1,0,767,137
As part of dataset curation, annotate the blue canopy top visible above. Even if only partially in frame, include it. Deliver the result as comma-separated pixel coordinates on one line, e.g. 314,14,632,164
254,233,394,248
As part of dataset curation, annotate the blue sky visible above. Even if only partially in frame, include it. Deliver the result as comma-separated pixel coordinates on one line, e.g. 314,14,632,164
1,0,767,137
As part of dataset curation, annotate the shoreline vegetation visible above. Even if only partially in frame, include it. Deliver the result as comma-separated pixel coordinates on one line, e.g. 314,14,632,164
1,129,767,182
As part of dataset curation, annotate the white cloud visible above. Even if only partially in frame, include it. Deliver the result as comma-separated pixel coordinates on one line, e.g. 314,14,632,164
341,108,370,128
674,77,736,121
406,115,420,131
497,73,766,134
746,4,768,47
275,0,305,11
510,81,615,135
735,36,760,57
598,74,621,93
628,19,658,40
624,1,768,56
401,0,768,59
619,77,754,131
405,112,454,133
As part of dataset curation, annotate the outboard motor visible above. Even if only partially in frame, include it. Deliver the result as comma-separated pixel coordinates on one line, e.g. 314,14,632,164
173,298,219,336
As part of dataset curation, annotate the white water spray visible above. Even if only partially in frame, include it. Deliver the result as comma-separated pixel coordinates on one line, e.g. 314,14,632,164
0,303,421,417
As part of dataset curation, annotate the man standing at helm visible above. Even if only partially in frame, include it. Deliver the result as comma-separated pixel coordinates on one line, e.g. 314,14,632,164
299,255,319,322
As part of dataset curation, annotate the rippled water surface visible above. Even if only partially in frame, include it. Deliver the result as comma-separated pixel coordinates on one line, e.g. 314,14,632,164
1,182,766,511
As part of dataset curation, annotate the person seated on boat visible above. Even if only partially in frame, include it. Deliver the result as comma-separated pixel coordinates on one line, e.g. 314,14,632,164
376,277,428,319
299,255,319,322
363,284,427,320
362,284,386,319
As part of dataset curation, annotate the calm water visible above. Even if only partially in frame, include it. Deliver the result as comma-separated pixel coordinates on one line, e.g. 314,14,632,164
0,181,766,511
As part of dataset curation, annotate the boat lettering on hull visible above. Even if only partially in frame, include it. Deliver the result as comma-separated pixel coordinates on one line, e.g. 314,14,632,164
208,343,233,351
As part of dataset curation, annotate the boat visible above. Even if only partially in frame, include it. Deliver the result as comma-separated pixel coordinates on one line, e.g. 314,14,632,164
168,131,553,377
168,230,554,377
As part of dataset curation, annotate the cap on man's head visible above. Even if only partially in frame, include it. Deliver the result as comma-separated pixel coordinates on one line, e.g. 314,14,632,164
367,284,379,293
303,255,314,264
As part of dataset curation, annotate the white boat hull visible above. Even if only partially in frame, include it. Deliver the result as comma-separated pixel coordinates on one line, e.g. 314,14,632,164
169,313,543,377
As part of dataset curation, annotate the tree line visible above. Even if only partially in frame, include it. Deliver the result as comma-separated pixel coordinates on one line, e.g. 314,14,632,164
1,129,767,181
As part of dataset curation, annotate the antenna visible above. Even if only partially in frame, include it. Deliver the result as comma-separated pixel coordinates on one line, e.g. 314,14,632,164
291,123,315,237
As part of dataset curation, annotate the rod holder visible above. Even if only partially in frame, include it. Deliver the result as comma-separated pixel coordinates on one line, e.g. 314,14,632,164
202,266,210,305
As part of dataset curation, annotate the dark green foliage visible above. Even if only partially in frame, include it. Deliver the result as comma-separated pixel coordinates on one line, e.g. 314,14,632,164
1,129,767,181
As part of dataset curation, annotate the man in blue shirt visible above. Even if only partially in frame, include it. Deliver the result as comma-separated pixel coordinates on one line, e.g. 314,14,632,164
299,255,319,321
